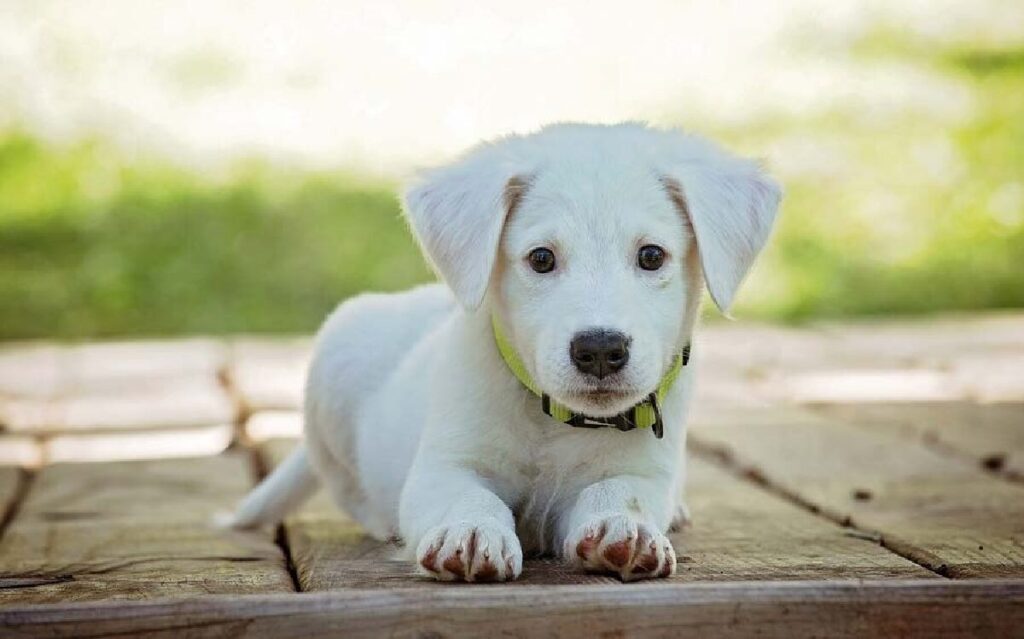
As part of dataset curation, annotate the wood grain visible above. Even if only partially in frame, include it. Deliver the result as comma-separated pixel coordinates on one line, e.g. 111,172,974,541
677,457,934,581
0,453,293,604
689,407,1024,578
811,401,1024,478
2,579,1021,638
261,438,931,590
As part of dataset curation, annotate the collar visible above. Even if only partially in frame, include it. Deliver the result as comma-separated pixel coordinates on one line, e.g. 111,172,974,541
492,316,690,439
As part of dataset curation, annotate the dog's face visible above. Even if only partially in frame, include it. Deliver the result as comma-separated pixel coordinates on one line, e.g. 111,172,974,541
404,123,780,416
493,166,699,416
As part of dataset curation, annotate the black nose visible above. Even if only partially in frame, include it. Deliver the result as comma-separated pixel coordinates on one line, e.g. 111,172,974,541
570,330,631,379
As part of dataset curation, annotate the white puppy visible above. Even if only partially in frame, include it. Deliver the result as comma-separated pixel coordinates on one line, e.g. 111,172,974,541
231,122,780,582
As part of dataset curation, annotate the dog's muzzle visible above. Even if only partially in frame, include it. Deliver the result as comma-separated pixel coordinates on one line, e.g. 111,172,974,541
494,316,690,439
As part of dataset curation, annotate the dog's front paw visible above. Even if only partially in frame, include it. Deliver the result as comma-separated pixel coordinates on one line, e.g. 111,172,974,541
416,520,523,582
565,514,676,582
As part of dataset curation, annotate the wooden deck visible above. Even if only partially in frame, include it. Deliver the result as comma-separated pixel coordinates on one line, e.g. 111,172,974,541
1,314,1022,637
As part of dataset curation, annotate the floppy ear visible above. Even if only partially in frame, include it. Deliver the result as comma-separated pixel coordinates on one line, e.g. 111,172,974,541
662,152,781,313
402,143,531,310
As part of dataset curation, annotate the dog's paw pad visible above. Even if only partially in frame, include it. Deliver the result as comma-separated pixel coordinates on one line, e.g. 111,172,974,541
416,521,522,582
566,514,676,582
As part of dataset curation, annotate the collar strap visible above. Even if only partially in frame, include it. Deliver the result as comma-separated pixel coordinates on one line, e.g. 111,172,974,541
492,316,689,439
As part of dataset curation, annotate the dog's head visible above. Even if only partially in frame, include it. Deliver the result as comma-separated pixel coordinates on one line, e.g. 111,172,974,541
403,123,780,417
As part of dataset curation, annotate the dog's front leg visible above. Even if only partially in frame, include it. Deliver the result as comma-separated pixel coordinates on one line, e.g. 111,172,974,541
401,465,523,583
560,475,677,581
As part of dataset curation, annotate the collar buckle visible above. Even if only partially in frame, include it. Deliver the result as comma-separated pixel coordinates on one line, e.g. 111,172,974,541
544,394,665,437
647,392,665,439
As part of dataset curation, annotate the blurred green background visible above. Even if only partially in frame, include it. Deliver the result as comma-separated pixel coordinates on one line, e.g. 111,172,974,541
1,3,1022,339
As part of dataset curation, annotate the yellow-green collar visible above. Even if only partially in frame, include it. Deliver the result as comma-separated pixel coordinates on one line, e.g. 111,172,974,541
492,316,689,439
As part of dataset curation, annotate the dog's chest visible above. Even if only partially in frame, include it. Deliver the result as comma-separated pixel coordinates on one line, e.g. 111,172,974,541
510,425,652,554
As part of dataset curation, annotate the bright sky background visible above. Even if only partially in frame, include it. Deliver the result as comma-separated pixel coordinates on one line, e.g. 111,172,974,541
1,0,1020,174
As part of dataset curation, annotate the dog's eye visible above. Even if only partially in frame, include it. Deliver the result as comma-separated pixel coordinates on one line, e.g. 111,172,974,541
527,247,556,273
637,245,666,271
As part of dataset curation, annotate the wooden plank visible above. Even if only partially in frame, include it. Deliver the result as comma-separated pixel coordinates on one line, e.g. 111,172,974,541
0,453,294,604
0,339,234,464
0,344,64,398
42,424,234,464
0,466,23,528
246,411,304,442
261,439,404,591
0,437,42,468
813,313,1024,368
0,339,228,399
770,368,960,404
0,378,235,434
811,401,1024,478
679,457,934,581
227,339,310,413
952,352,1024,402
65,339,228,393
2,580,1022,638
262,439,930,589
697,313,1024,406
266,433,652,588
0,426,232,466
689,406,1024,578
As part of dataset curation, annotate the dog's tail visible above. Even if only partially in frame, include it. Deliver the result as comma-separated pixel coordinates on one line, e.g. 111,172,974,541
227,443,320,529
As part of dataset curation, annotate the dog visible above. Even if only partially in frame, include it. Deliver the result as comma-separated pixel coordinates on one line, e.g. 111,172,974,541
230,122,780,582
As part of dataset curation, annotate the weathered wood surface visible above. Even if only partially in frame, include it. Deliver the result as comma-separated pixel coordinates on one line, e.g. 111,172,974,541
226,338,310,414
0,466,22,527
679,456,934,581
262,438,932,589
689,405,1024,578
810,401,1024,478
696,313,1024,405
0,339,227,399
0,437,42,468
0,313,1022,634
3,580,1022,639
0,454,293,604
245,410,303,442
0,426,234,466
0,339,236,463
0,379,234,434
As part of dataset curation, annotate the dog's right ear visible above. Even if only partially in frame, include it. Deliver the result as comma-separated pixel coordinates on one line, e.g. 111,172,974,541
659,140,781,315
402,143,531,310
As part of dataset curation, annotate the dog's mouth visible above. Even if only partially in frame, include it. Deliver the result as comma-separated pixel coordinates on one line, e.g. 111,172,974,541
563,385,645,414
577,388,629,401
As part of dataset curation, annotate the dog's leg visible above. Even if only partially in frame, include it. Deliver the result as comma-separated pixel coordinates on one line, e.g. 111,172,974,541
560,475,677,581
401,465,523,583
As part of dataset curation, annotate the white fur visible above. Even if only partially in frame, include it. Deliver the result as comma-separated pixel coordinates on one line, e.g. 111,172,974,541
232,122,780,582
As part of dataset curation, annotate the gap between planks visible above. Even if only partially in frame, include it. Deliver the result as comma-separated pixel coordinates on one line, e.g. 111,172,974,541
687,436,952,580
246,441,302,593
0,468,34,543
807,402,1024,486
258,436,934,587
215,363,254,451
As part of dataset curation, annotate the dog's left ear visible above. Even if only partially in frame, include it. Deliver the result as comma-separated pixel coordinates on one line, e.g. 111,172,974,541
402,143,530,310
661,147,781,313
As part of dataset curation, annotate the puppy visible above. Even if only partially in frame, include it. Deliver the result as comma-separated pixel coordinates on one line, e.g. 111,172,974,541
231,122,780,582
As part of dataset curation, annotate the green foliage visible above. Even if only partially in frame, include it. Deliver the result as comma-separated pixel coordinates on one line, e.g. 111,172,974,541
725,35,1024,321
0,135,430,338
1,32,1021,338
